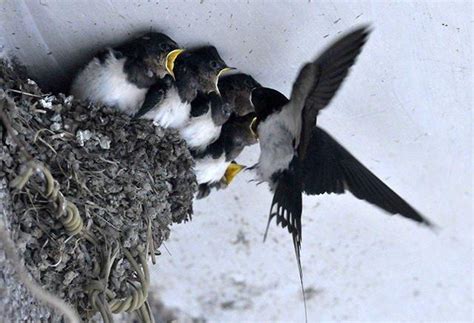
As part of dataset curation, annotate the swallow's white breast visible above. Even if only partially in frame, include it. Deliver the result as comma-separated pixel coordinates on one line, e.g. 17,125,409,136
70,51,147,115
256,103,301,189
180,109,221,151
149,87,190,129
194,154,229,184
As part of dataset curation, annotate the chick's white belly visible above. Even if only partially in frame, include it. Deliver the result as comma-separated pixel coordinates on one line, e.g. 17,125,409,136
257,114,296,187
180,110,221,150
194,154,229,184
70,55,146,115
151,87,190,129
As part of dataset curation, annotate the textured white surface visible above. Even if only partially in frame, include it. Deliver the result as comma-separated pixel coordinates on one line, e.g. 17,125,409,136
1,0,472,321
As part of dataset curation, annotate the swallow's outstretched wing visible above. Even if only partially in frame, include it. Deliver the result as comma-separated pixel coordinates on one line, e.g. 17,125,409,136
294,26,371,161
303,127,433,226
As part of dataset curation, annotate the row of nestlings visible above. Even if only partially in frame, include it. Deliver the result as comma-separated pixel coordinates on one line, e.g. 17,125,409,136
70,32,259,198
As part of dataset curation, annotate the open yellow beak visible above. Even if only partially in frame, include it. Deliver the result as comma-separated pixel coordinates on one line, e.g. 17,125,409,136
223,162,245,185
215,67,236,94
218,67,235,78
166,49,185,78
249,116,259,139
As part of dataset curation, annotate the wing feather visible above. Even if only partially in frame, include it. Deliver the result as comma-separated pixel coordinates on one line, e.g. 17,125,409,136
296,26,371,160
303,127,433,226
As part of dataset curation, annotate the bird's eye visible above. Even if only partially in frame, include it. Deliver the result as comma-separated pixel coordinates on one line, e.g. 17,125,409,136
209,60,219,69
221,103,232,118
160,43,168,51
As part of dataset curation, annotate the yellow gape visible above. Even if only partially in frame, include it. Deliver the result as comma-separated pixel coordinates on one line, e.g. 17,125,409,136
215,67,235,94
165,49,185,78
223,162,245,185
249,116,259,139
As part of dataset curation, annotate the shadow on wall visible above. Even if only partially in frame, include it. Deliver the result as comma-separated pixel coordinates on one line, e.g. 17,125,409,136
49,28,182,93
9,28,170,93
6,26,220,94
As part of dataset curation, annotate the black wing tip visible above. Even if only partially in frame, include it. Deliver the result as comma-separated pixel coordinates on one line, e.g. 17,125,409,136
338,24,372,51
391,205,438,232
349,24,373,39
419,217,440,233
391,199,437,232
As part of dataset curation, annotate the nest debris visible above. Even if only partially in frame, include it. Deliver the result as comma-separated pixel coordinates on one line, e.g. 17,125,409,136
0,59,197,322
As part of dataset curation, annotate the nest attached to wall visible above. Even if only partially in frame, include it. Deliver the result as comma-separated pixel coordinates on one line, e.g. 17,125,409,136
0,59,197,322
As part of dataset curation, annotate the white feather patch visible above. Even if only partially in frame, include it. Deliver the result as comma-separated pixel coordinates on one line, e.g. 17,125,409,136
70,52,147,115
256,103,302,188
147,87,190,129
180,109,221,151
194,154,229,184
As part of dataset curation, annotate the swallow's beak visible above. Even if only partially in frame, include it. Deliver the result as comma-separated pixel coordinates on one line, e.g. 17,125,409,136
215,67,236,95
165,49,185,79
249,116,259,140
224,162,245,185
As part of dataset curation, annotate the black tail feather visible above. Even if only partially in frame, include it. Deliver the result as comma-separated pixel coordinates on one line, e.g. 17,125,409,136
264,162,308,322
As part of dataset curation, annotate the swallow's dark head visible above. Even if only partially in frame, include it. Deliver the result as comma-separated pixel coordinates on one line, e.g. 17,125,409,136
218,73,261,116
208,92,233,126
251,87,289,121
189,92,233,126
119,32,183,79
141,32,184,78
221,112,259,161
175,46,234,96
114,32,182,88
211,101,233,127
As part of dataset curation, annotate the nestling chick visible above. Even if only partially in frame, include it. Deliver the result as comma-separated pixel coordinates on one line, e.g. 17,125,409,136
193,112,258,199
218,73,261,116
180,91,233,151
134,46,232,130
70,32,182,115
189,72,261,197
181,72,261,152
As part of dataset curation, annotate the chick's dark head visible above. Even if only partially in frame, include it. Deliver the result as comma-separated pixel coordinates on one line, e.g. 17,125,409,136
222,112,258,161
219,73,261,116
251,87,289,122
208,92,233,126
174,46,233,96
118,32,182,79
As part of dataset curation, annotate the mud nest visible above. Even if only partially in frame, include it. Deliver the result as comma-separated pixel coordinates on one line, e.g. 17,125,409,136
0,59,197,322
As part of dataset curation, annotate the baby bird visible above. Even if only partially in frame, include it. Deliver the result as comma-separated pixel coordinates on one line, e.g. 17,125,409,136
193,113,258,199
180,91,233,151
70,32,182,115
192,73,262,197
134,46,232,131
218,73,261,116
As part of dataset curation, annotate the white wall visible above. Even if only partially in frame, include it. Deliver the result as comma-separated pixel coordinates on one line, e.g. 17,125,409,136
1,0,472,321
